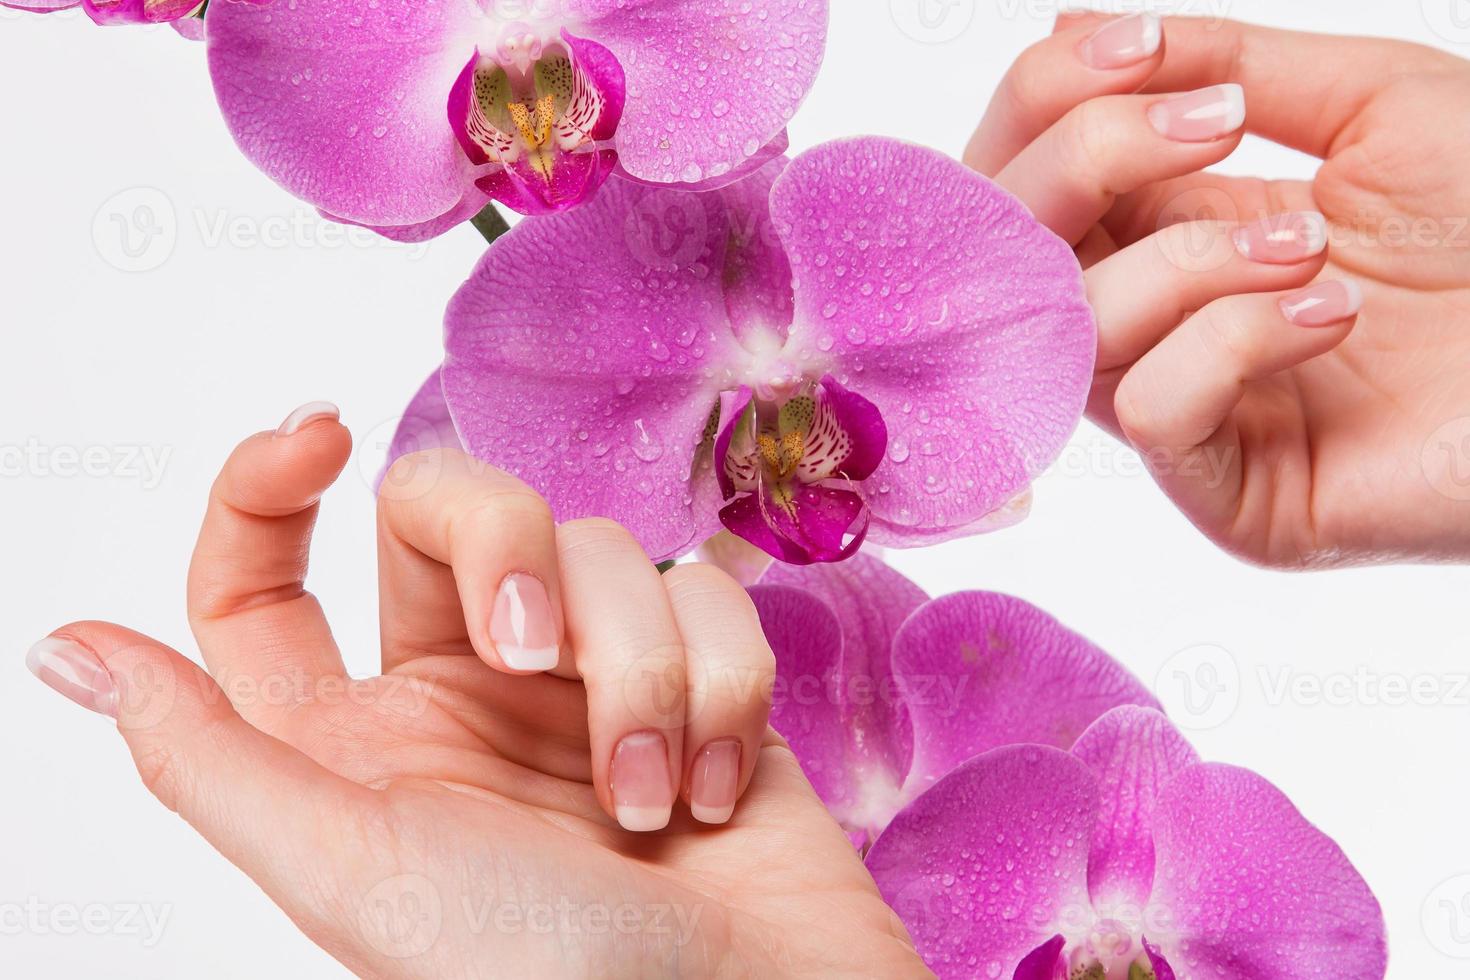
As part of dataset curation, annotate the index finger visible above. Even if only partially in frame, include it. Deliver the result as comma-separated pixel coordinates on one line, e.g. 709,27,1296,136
1055,12,1445,158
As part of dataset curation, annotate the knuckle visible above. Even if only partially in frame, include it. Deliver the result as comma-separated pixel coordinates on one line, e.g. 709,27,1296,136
1112,376,1162,449
1002,44,1053,120
559,517,643,559
662,561,742,602
452,488,555,541
132,741,191,812
1199,301,1260,367
1065,98,1117,174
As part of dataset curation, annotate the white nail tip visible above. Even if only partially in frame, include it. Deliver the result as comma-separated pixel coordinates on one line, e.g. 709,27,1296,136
1138,14,1163,56
1340,278,1365,313
616,805,672,833
690,802,736,825
277,401,340,436
498,644,560,673
1217,83,1247,131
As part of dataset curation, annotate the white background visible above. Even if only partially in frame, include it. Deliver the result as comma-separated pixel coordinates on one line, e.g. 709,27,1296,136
4,1,1470,976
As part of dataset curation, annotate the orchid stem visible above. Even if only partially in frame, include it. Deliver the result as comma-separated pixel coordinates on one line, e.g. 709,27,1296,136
470,204,511,246
655,560,677,574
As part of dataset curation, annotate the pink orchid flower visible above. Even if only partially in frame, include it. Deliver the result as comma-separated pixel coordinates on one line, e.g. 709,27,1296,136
0,0,232,28
381,137,1095,564
203,0,827,231
753,555,1387,980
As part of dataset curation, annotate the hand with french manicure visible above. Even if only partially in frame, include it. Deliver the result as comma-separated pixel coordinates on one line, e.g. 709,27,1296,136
973,13,1470,567
25,405,926,978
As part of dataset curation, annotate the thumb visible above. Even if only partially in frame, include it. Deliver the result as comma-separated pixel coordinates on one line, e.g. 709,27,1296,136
26,622,375,904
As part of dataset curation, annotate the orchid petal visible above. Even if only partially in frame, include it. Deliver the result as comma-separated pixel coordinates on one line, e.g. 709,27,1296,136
320,189,494,244
82,0,202,23
443,176,742,562
767,137,1095,545
759,551,928,796
207,0,482,228
1013,935,1065,980
865,746,1095,979
1149,763,1387,980
891,592,1158,798
717,482,868,565
0,0,80,10
569,0,827,186
1143,939,1177,980
1070,707,1200,911
869,487,1033,548
749,583,892,841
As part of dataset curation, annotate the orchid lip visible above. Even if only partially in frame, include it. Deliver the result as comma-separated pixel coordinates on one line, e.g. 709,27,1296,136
447,25,626,215
711,375,886,565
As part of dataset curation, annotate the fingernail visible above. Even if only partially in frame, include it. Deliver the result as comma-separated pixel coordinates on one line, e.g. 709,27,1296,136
275,401,340,437
1279,280,1364,327
689,739,741,825
611,731,675,832
1233,211,1329,264
489,572,559,672
1147,83,1245,142
27,637,118,718
1077,13,1162,70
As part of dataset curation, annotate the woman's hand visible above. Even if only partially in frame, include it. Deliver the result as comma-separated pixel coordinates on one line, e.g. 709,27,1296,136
25,406,925,978
970,13,1470,567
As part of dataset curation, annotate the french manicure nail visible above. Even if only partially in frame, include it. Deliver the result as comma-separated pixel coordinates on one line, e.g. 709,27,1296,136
489,572,559,672
275,401,340,437
1077,13,1162,70
1279,280,1364,327
611,731,675,832
1147,83,1245,142
1233,211,1329,264
689,739,741,825
27,637,118,718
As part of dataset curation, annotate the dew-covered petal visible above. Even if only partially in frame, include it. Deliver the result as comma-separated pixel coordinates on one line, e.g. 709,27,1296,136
1070,707,1200,911
865,745,1096,979
1143,939,1177,980
751,582,906,846
82,0,204,23
568,0,827,185
711,154,794,341
443,177,742,562
375,368,463,495
759,551,927,793
869,488,1032,548
206,0,482,228
1149,763,1387,980
0,0,79,10
768,137,1094,543
320,188,495,244
718,482,867,565
477,146,619,216
891,591,1157,798
1013,935,1066,980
